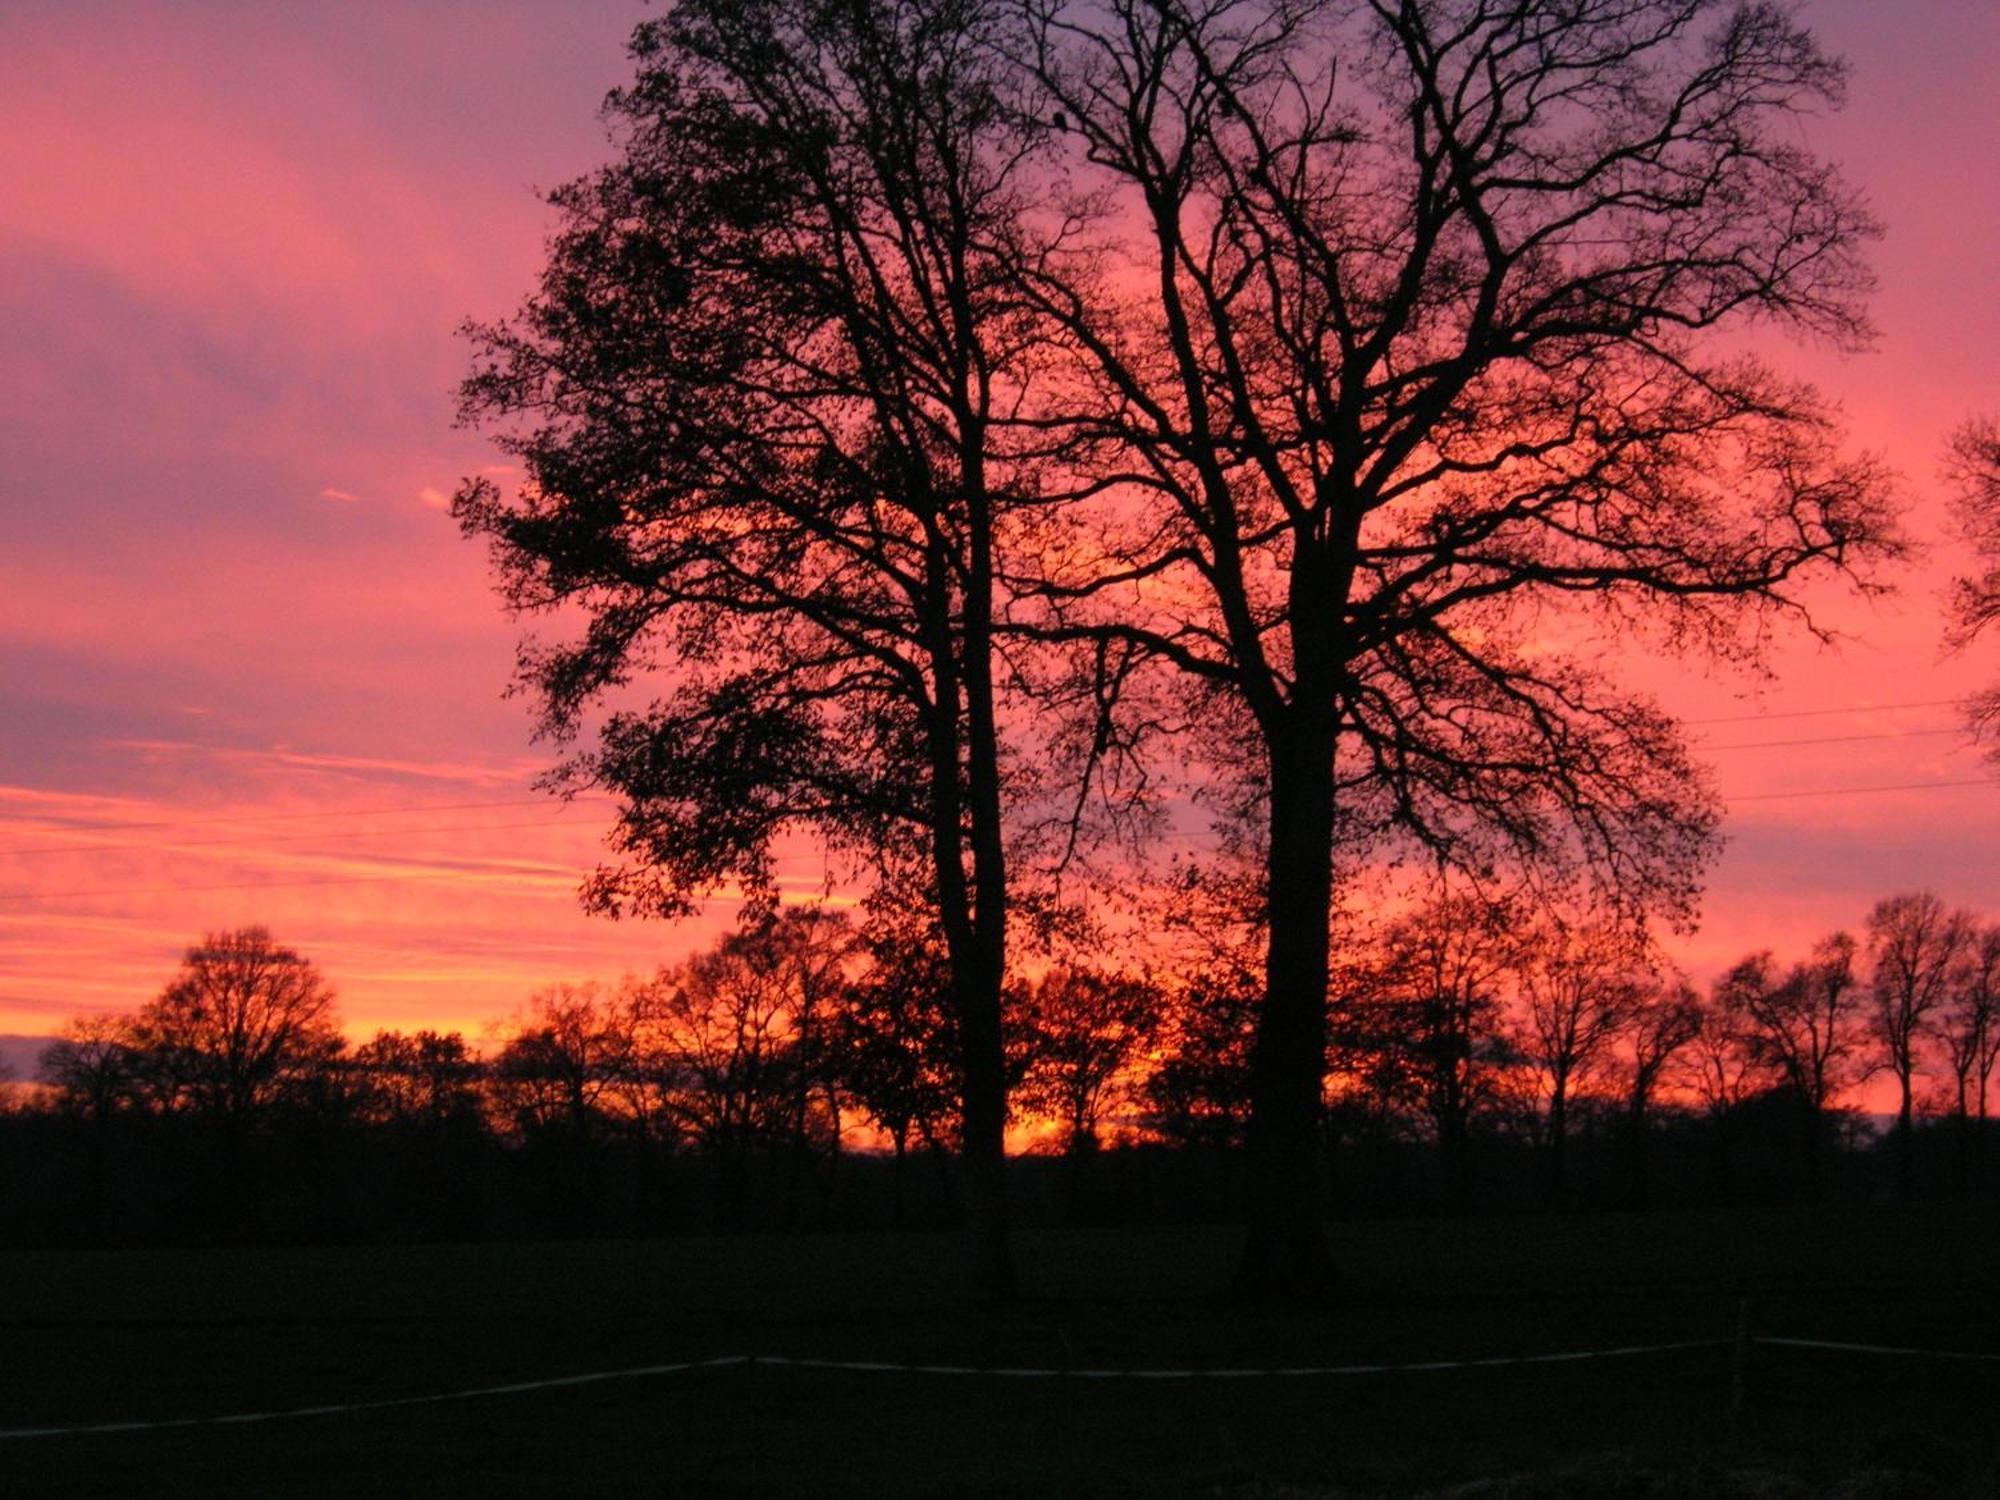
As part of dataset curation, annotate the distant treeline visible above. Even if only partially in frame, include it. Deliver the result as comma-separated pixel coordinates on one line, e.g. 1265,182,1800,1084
2,891,1994,1248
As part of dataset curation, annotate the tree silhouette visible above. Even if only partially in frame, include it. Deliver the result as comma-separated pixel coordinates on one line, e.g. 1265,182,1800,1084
36,1015,148,1237
644,908,853,1225
98,927,344,1222
1620,978,1701,1208
1009,0,1898,1293
128,928,342,1143
1142,858,1266,1148
1344,890,1518,1214
489,982,655,1231
1018,967,1160,1156
1687,985,1764,1203
828,905,1045,1218
1866,891,1975,1200
1944,417,2000,752
832,921,965,1225
1144,974,1258,1150
1726,933,1864,1195
1512,914,1649,1205
490,983,641,1144
1938,922,1999,1192
40,1015,145,1129
455,0,1062,1296
350,1030,485,1134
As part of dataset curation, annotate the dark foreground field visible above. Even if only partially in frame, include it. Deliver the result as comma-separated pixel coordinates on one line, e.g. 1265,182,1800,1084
2,1204,1994,1496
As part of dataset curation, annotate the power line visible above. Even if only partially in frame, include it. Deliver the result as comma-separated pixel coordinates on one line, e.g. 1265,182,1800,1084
1701,727,1964,752
1729,777,1996,803
1684,697,1967,726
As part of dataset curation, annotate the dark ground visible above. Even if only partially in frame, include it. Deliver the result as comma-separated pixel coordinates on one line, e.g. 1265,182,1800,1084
1,1202,1994,1496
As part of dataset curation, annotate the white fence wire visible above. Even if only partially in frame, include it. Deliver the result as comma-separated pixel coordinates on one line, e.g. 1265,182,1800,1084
3,1334,1994,1441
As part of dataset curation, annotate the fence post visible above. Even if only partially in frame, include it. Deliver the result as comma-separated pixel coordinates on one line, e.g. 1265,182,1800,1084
1726,1295,1752,1454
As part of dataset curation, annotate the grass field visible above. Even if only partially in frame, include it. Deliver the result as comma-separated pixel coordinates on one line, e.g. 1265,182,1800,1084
3,1202,1995,1496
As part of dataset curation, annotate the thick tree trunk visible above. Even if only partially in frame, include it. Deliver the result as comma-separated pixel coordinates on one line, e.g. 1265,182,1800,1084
1236,727,1340,1300
924,685,1012,1296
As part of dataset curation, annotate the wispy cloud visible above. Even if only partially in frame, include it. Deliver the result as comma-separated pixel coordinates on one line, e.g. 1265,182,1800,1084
99,740,545,790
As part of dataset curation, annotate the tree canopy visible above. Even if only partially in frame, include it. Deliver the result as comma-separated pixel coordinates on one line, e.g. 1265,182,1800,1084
1945,416,2000,751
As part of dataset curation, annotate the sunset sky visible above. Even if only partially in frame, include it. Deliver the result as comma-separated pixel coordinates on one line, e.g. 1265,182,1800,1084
2,0,1996,1044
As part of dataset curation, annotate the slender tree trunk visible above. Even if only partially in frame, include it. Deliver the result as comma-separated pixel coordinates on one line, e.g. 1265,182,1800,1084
1977,1073,1991,1194
85,1113,112,1241
1236,721,1340,1299
785,1027,813,1228
1548,1082,1570,1209
1804,1097,1826,1202
1711,1114,1736,1206
1439,1107,1472,1216
1895,1066,1916,1202
219,1109,250,1236
1951,1077,1971,1198
818,1086,842,1227
918,1117,957,1213
1623,1094,1651,1210
890,1124,908,1231
1063,1109,1098,1225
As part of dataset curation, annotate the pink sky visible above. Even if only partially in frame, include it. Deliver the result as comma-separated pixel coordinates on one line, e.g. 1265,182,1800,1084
2,0,1996,1041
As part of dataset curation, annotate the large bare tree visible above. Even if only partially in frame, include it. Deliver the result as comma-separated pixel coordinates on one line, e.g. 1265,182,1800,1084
456,0,1058,1297
1006,0,1898,1292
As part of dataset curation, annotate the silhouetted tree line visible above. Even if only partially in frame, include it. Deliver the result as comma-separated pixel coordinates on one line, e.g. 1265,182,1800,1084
4,889,1993,1248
